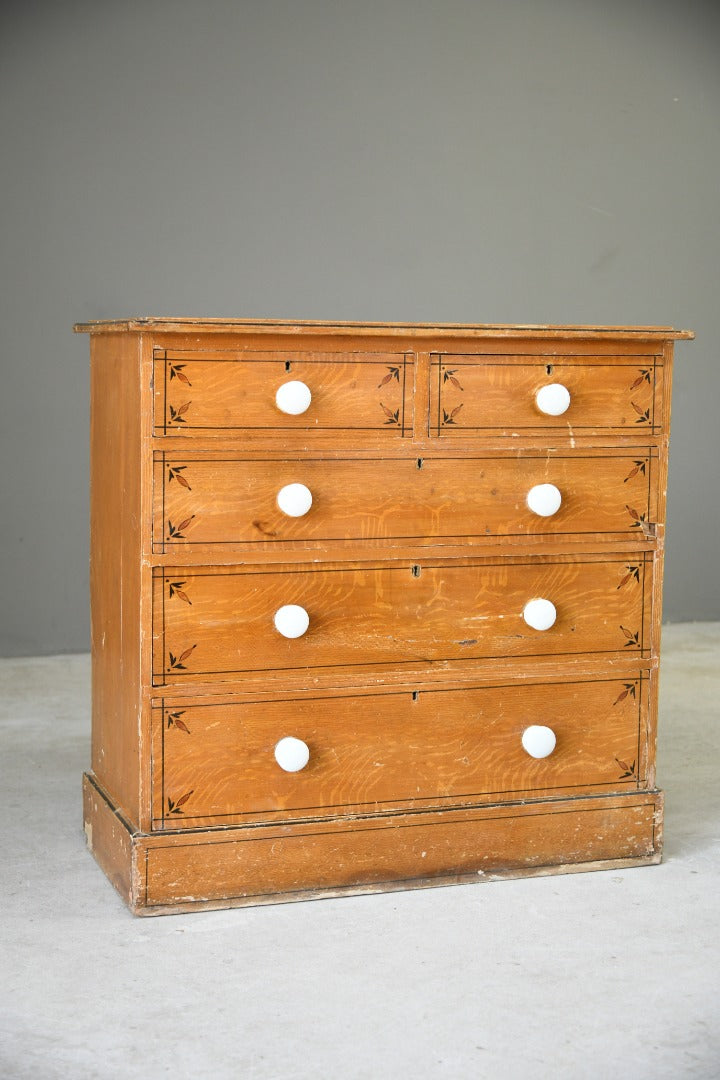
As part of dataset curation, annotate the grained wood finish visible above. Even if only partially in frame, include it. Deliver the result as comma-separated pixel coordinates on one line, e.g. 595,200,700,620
153,449,657,554
151,675,649,829
89,331,145,824
76,319,692,914
151,555,652,684
83,774,663,915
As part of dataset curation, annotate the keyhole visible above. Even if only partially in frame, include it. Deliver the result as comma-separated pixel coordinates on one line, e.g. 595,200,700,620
285,360,292,372
411,565,421,578
546,364,554,376
417,458,424,469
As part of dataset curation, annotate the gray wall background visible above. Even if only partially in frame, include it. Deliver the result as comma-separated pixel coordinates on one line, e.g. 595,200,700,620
1,0,717,656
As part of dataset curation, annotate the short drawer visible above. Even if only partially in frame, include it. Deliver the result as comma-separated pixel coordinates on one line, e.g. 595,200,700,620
153,350,412,437
152,554,652,686
152,448,658,554
430,354,664,437
151,675,649,829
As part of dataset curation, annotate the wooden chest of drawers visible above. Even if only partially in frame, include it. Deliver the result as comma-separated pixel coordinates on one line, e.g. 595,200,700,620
76,318,692,915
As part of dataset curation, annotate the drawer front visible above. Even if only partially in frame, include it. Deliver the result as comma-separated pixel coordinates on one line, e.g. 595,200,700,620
153,449,657,554
153,350,412,437
429,355,664,436
152,555,651,685
151,675,648,829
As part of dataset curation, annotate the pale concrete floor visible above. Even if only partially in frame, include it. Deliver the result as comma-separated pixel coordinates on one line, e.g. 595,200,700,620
1,623,719,1080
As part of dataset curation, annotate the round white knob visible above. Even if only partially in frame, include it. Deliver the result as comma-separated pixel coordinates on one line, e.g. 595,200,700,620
273,604,310,638
536,383,571,416
526,483,562,517
274,736,310,772
523,598,557,631
275,380,312,415
277,483,313,517
522,725,557,759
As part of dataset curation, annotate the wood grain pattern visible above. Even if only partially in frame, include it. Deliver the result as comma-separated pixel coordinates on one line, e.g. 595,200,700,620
151,675,648,829
143,794,662,908
82,774,663,914
152,554,652,685
153,350,412,437
76,319,691,914
430,355,664,436
152,448,657,554
89,331,144,823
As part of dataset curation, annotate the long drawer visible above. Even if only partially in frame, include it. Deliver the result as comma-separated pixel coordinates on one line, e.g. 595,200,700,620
151,675,648,830
152,554,652,686
152,449,658,554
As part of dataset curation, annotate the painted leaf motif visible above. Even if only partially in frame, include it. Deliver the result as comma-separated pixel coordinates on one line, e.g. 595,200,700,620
443,369,464,390
179,644,197,662
167,710,190,733
617,566,640,589
168,514,196,539
630,401,651,423
624,460,646,483
169,466,192,490
167,790,194,814
443,403,464,425
615,756,637,779
169,401,192,423
377,367,400,388
629,370,651,390
169,363,192,386
613,683,637,706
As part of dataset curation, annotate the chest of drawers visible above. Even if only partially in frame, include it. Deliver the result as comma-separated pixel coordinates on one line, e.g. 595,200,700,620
76,318,692,915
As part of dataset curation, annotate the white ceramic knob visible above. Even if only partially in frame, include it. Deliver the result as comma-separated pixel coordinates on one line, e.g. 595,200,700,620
275,380,312,415
527,483,562,518
536,383,571,416
274,736,310,772
273,604,310,638
277,483,313,517
523,598,557,631
522,725,557,759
